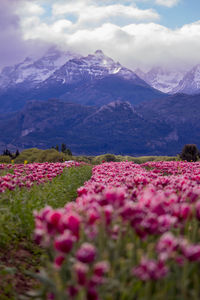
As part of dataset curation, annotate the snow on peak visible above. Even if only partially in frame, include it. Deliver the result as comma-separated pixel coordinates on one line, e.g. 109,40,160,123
172,63,200,94
135,67,186,94
50,50,139,85
0,48,81,88
94,49,104,56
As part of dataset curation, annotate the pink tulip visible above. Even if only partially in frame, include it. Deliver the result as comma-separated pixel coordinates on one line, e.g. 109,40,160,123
76,243,96,264
54,230,76,253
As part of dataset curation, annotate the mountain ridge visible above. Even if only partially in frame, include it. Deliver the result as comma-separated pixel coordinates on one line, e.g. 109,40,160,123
0,49,167,113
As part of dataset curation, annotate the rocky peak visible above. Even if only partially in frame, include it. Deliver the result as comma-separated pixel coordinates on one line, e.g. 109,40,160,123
172,64,200,94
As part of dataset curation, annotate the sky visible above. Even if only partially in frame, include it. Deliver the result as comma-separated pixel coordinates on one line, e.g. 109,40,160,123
0,0,200,71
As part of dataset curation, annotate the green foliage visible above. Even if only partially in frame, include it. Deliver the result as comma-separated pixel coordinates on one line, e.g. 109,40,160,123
180,144,200,162
2,146,178,164
14,148,72,163
37,149,66,163
63,148,72,156
91,154,177,165
14,148,42,163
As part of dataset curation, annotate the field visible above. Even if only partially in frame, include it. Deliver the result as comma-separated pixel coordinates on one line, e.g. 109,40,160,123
0,162,92,299
1,159,200,299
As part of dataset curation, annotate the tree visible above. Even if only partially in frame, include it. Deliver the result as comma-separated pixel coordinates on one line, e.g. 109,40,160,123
65,148,72,156
55,145,59,152
180,144,199,162
61,143,67,153
15,149,20,158
3,149,12,157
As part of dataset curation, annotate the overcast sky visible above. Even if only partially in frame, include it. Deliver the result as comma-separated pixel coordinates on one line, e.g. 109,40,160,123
1,0,200,71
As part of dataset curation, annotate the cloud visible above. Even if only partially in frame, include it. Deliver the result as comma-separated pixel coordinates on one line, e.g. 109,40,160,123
155,0,180,7
1,0,199,72
0,0,52,70
16,2,45,16
52,2,159,28
18,0,200,71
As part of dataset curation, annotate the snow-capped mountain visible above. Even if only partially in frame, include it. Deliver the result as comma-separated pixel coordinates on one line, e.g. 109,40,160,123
0,47,81,89
0,49,166,113
135,67,186,94
172,64,200,95
43,49,145,86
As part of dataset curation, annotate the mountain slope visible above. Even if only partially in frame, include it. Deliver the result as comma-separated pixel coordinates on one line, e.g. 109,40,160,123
0,99,172,155
59,74,165,106
136,93,200,152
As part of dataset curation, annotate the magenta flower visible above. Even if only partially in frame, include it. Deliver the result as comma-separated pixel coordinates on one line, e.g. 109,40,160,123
93,261,110,277
54,255,65,269
156,232,178,261
76,243,96,264
133,257,168,281
61,213,81,238
87,288,99,300
68,285,79,298
54,230,76,254
182,244,200,262
74,262,89,286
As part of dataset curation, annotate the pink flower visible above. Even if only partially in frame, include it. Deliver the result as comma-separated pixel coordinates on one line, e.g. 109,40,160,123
87,288,99,300
47,293,55,300
46,210,63,234
61,213,81,238
156,232,178,261
87,208,100,225
54,230,76,253
68,285,79,298
54,255,65,269
74,262,89,286
132,257,168,281
103,205,113,225
104,188,125,208
76,243,96,264
175,255,185,266
93,261,110,277
179,203,192,220
182,244,200,262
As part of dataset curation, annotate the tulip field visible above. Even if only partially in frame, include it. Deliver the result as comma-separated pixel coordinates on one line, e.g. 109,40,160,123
31,160,200,300
1,160,200,299
0,161,92,299
0,161,82,193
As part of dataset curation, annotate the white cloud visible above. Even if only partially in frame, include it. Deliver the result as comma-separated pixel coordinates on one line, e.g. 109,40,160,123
6,0,200,72
16,2,45,16
52,2,159,28
155,0,180,7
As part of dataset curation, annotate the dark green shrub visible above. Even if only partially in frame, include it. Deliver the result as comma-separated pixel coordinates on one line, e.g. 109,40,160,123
103,154,117,162
180,144,199,162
